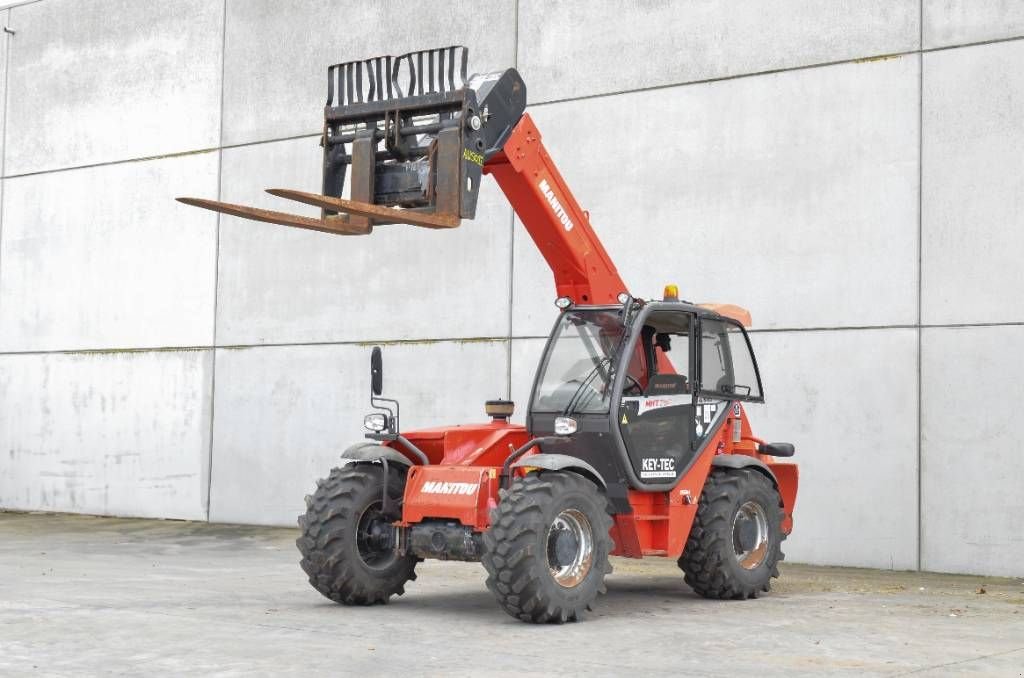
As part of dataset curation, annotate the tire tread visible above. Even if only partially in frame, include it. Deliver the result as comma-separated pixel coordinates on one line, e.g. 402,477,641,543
482,472,613,624
296,464,417,606
678,468,786,600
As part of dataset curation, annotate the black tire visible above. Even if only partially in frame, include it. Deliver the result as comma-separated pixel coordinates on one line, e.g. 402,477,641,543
482,471,613,623
678,468,785,599
296,464,417,605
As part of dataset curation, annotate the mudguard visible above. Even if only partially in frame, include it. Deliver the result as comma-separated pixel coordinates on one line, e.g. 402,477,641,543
512,453,606,488
340,442,413,467
711,454,776,485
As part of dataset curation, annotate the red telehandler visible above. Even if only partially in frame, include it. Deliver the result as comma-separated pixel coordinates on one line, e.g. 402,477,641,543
180,46,798,623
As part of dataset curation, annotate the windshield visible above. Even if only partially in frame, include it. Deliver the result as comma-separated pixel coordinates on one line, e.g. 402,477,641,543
532,310,627,414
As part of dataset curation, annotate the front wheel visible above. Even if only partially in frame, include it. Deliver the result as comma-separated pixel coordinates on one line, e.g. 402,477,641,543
296,464,417,605
678,468,785,599
482,471,613,623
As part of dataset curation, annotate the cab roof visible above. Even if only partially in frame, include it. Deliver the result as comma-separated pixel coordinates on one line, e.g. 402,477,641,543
569,301,752,328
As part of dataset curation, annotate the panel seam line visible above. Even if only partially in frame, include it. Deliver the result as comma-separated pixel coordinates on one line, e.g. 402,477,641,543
205,0,229,523
0,9,12,340
3,322,1024,357
916,0,924,573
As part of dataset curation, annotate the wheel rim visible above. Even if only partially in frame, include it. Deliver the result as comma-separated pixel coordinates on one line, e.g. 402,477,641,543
732,500,769,570
546,509,594,588
356,501,396,570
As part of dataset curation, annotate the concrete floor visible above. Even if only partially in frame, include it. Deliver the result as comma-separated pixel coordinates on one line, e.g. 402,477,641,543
0,513,1021,677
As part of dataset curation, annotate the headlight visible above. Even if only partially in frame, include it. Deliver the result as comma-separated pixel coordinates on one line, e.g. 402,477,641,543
363,413,388,432
554,416,577,435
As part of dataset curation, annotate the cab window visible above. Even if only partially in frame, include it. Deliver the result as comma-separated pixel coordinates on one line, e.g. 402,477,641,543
638,310,692,392
699,318,763,402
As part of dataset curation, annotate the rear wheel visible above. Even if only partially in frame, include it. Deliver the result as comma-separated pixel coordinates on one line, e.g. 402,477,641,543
296,464,417,605
678,468,784,599
482,471,613,623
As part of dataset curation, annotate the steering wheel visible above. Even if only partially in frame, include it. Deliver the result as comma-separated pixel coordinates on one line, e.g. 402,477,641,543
622,375,643,395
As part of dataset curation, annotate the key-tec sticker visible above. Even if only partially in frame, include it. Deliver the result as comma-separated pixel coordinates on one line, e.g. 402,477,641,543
640,457,676,479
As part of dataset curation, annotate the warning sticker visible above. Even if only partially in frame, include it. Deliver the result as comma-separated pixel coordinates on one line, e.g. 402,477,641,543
702,404,715,424
621,393,690,417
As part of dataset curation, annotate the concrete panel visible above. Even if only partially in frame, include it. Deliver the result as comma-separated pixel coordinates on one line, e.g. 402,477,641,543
921,326,1024,577
923,0,1024,48
0,153,219,352
4,0,224,175
746,328,919,569
221,0,516,145
0,349,212,520
518,0,919,103
209,339,509,525
512,57,920,336
216,137,512,345
922,41,1024,325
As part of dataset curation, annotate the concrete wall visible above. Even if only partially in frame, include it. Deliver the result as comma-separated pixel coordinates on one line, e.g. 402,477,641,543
1,0,1021,577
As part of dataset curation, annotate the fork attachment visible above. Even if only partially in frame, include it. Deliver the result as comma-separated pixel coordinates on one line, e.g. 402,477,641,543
177,46,526,235
320,45,525,232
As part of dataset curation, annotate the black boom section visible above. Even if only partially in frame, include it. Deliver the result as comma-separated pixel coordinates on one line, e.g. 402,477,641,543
321,46,526,221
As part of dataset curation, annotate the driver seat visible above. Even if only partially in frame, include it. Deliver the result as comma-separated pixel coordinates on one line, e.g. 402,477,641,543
645,373,689,396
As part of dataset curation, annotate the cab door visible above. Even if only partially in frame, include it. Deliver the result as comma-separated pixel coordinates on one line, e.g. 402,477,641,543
617,309,698,485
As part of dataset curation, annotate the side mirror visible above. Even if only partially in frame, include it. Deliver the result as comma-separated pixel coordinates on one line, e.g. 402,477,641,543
370,346,383,396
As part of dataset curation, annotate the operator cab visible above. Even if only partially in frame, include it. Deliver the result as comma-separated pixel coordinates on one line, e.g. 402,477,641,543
527,296,764,502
